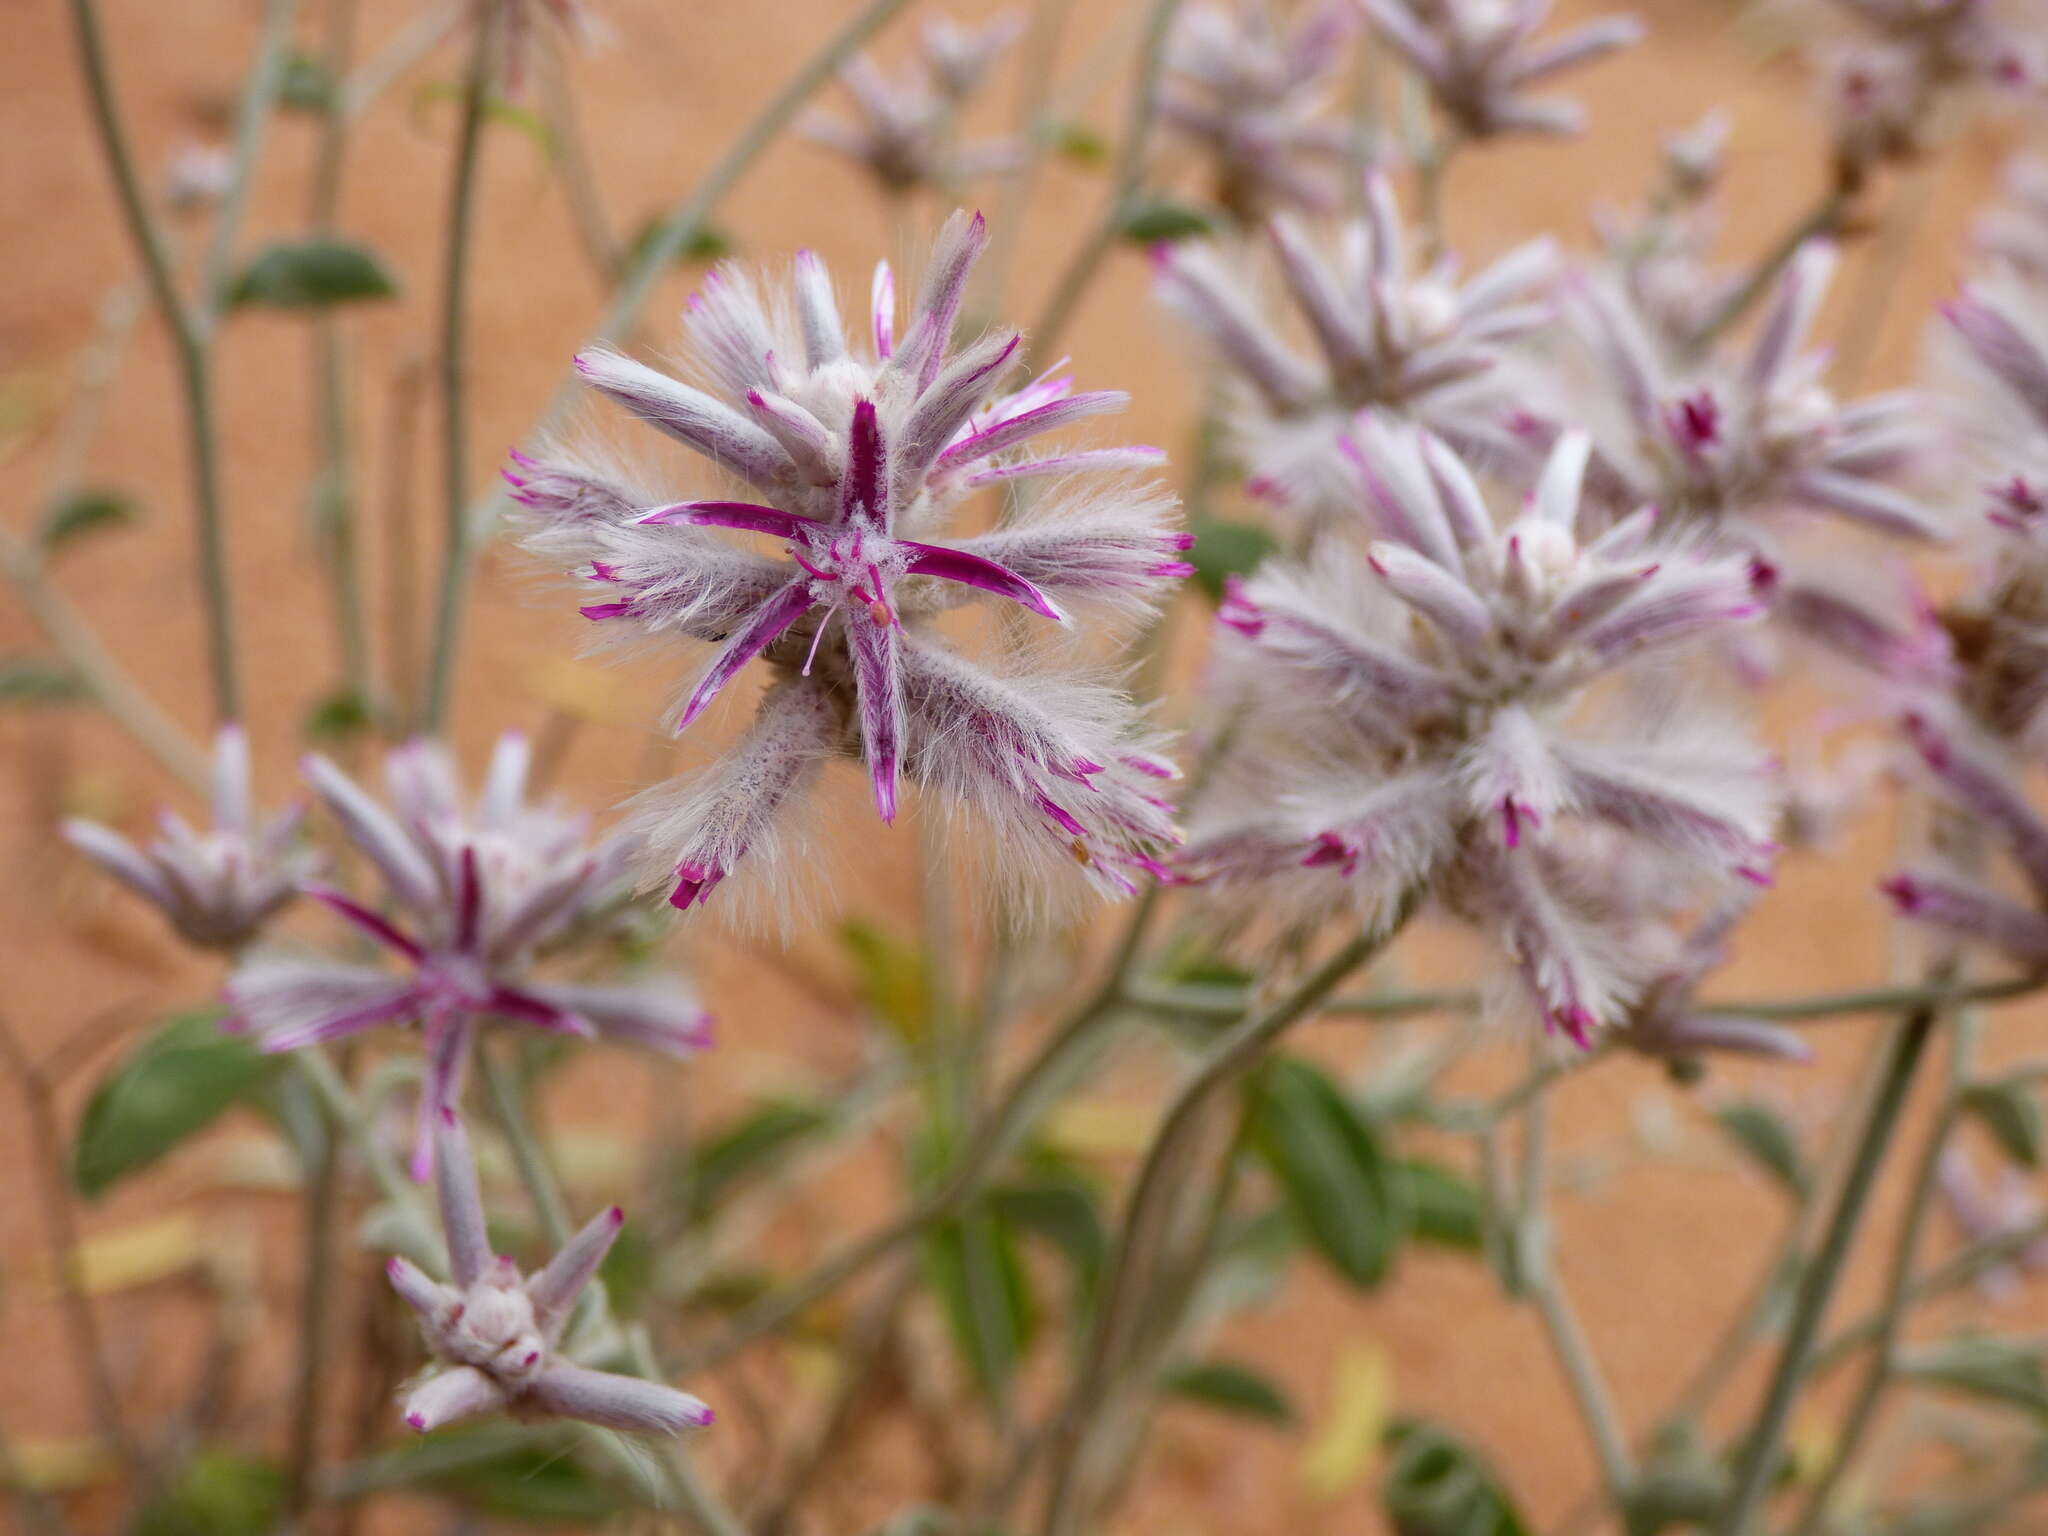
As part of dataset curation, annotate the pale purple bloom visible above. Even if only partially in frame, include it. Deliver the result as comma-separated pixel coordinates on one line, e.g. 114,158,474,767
1153,170,1557,524
63,724,312,952
1183,424,1776,1042
1157,0,1361,220
800,19,1024,194
1568,241,1944,545
226,734,710,1177
521,214,1185,914
1356,0,1643,140
389,1109,713,1436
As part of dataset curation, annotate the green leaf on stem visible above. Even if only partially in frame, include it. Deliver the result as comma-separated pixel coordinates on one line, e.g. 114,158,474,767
1382,1420,1531,1536
1250,1058,1405,1288
73,1012,274,1198
340,1423,634,1522
278,50,336,113
991,1165,1108,1304
623,215,737,271
226,240,401,310
1398,1158,1485,1252
1902,1337,2048,1417
0,655,89,707
1713,1100,1809,1198
1162,1358,1296,1424
923,1206,1035,1403
1118,198,1216,244
1961,1080,2045,1169
303,688,375,743
41,487,136,553
682,1097,830,1219
132,1447,284,1536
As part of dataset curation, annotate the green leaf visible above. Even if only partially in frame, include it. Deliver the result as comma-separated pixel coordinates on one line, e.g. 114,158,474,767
278,50,335,113
1961,1081,2045,1169
1044,119,1109,166
1399,1158,1485,1252
0,655,89,707
683,1098,829,1218
73,1013,274,1198
1713,1100,1808,1198
624,214,737,271
1382,1421,1531,1536
838,919,933,1045
1904,1337,2048,1417
1250,1058,1405,1288
1186,517,1278,603
303,687,374,743
1162,1358,1296,1424
41,487,136,553
991,1170,1107,1303
1117,198,1216,244
923,1206,1034,1403
227,239,400,310
345,1424,633,1523
131,1447,284,1536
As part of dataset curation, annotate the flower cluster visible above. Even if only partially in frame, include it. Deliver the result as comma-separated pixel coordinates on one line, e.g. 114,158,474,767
519,212,1187,916
389,1109,713,1435
1153,171,1557,525
225,733,710,1177
64,724,313,952
1183,422,1776,1041
1357,0,1643,141
1156,0,1360,220
801,14,1023,195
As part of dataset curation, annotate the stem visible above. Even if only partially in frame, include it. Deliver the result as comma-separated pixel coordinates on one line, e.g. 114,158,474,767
199,0,304,329
1532,1264,1635,1500
1720,974,2043,1020
478,1040,572,1245
1712,995,1945,1535
1039,899,1421,1536
290,1050,440,1262
1123,979,1465,1020
379,354,428,720
673,885,1167,1376
538,29,618,286
284,1113,342,1519
1691,188,1851,352
1025,0,1187,363
0,527,211,792
68,0,240,721
974,0,1079,317
419,7,497,733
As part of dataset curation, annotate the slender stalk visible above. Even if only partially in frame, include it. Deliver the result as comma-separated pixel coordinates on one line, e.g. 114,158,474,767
379,354,428,719
0,1014,146,1482
0,527,211,792
1026,0,1188,363
1712,995,1946,1536
1532,1265,1635,1500
420,7,498,733
1722,974,2044,1021
68,0,240,721
478,1040,572,1245
199,0,305,329
1124,979,1466,1020
341,1,461,117
538,29,618,286
290,1050,440,1261
1039,900,1421,1536
1691,188,1851,352
673,886,1166,1376
975,0,1080,317
284,1114,343,1519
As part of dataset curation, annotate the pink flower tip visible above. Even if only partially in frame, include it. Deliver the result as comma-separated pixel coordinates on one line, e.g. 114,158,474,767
608,1205,626,1226
1880,873,1924,912
405,1412,427,1432
508,447,539,468
1735,864,1774,888
500,468,527,489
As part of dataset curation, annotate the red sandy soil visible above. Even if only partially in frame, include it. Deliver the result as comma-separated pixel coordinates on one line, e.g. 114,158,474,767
5,0,2048,1531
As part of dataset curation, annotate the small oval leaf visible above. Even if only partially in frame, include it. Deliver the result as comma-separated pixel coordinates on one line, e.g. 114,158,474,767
1961,1080,2045,1169
1713,1100,1808,1199
1162,1358,1296,1425
227,240,400,310
73,1012,274,1198
1250,1058,1405,1288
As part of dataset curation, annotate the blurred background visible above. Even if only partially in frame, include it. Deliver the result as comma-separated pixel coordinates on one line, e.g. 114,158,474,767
5,0,2048,1530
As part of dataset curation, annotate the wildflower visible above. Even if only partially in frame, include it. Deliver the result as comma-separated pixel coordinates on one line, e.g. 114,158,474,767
1356,0,1643,141
1569,241,1944,545
1882,705,2048,970
1183,423,1776,1041
389,1109,713,1435
226,734,709,1177
1152,170,1556,523
1621,892,1814,1068
801,18,1024,194
63,724,312,952
521,213,1185,913
1156,0,1360,220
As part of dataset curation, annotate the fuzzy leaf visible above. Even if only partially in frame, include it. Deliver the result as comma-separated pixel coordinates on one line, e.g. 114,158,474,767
1382,1420,1531,1536
73,1013,274,1198
1162,1359,1296,1424
227,240,400,310
1399,1158,1485,1252
1961,1081,2046,1169
1713,1100,1808,1198
1118,198,1216,244
1903,1337,2048,1417
1250,1058,1405,1287
1187,517,1278,602
41,487,136,552
0,655,89,707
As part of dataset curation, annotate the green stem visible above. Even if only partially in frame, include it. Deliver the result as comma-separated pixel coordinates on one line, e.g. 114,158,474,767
284,1112,342,1519
290,1050,439,1262
199,0,304,329
1533,1260,1635,1500
1691,188,1851,353
68,0,240,722
537,29,618,286
1039,898,1421,1536
1123,979,1465,1020
419,8,496,733
1722,974,2043,1020
478,1041,572,1245
1026,0,1187,363
1712,996,1946,1535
